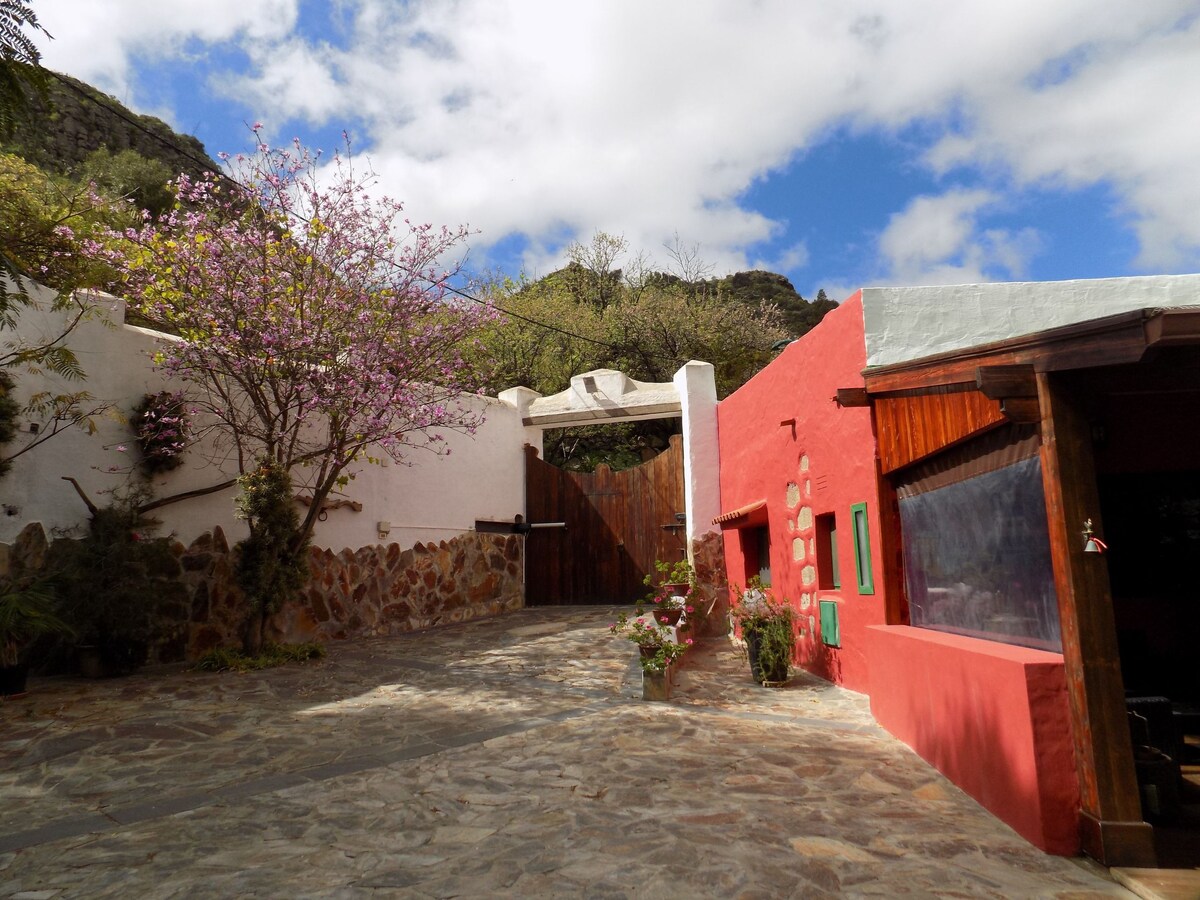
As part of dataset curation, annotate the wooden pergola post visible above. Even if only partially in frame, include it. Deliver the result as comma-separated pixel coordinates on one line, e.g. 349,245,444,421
1037,371,1156,866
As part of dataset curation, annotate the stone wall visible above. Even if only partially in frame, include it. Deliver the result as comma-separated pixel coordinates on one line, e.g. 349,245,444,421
689,530,728,637
276,531,525,648
2,522,524,664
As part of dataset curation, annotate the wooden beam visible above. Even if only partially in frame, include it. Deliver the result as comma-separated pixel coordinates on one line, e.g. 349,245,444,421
864,308,1154,395
976,364,1037,399
872,450,909,626
1144,307,1200,346
835,387,870,408
1037,371,1155,867
1000,397,1041,424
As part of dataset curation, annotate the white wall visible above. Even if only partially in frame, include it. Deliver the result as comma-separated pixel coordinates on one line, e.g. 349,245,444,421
1,280,528,550
673,360,720,545
861,273,1200,369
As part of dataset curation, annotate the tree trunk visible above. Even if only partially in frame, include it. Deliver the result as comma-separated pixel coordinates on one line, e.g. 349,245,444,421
242,611,267,656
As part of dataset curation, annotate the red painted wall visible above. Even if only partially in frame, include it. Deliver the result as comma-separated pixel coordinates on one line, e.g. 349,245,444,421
866,626,1081,855
715,292,1083,856
715,292,884,693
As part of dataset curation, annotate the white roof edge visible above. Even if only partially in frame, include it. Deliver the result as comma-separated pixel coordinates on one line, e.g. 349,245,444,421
862,273,1200,369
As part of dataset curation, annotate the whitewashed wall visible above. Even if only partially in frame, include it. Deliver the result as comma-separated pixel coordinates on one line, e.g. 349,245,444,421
861,273,1200,369
1,280,528,550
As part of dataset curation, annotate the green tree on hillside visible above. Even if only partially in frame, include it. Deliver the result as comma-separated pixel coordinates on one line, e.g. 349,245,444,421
80,147,175,218
474,233,793,470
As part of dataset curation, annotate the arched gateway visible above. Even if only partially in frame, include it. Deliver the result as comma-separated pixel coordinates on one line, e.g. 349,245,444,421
498,363,721,605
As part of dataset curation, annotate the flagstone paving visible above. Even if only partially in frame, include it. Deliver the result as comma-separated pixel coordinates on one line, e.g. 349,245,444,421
0,606,1135,898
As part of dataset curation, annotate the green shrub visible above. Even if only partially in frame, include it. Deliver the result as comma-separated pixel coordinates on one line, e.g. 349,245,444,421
48,489,185,671
193,641,325,673
235,460,310,654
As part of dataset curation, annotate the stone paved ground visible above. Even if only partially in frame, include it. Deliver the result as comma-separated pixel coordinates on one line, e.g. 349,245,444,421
0,606,1134,899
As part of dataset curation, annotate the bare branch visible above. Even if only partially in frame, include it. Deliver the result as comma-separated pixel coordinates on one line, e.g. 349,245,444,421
60,475,99,517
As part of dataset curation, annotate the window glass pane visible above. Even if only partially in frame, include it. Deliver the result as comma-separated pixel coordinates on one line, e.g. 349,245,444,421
757,527,772,586
899,456,1061,651
830,524,840,589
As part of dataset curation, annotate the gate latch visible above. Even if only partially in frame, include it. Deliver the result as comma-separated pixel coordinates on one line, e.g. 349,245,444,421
474,514,567,535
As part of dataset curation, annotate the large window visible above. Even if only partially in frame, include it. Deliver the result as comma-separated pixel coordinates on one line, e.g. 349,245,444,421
896,427,1061,652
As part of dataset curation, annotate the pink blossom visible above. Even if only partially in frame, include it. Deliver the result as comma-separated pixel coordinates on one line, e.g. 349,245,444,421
75,131,495,544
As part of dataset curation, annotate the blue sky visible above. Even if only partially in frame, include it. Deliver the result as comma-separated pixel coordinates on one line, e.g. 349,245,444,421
34,0,1200,301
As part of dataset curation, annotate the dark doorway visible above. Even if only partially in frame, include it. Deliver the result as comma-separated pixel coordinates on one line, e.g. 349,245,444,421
1089,351,1200,866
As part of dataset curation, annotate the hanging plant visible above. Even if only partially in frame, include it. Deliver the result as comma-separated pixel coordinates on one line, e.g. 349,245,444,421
131,390,190,474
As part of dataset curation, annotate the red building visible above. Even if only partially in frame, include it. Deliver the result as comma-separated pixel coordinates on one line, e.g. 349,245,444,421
714,275,1200,866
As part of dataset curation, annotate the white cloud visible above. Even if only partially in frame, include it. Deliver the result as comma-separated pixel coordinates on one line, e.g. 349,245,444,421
877,189,1042,285
754,242,810,275
37,0,298,100
925,16,1200,270
31,0,1200,280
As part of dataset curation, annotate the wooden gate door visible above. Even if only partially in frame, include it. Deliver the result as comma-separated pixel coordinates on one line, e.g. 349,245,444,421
525,435,687,605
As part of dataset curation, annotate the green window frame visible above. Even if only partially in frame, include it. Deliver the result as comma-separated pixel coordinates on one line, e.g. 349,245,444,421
850,502,874,595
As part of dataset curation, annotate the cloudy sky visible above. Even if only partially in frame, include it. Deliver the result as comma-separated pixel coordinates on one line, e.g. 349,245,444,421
32,0,1200,299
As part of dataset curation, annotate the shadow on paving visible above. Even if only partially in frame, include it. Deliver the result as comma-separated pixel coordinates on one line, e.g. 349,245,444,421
0,605,1132,898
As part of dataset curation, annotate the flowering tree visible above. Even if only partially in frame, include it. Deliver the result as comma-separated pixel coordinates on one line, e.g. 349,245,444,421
89,131,494,545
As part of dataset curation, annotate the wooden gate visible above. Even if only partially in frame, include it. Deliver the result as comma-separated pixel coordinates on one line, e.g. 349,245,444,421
525,435,687,605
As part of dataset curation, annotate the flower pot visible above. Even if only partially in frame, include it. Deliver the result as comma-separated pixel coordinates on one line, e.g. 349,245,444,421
642,669,671,701
77,645,108,679
639,644,662,663
663,582,690,598
652,607,684,626
0,662,29,697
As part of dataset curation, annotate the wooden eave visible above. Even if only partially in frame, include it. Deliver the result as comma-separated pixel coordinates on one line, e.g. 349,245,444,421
861,307,1200,396
861,307,1200,473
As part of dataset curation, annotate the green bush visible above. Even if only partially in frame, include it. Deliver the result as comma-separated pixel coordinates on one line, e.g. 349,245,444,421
48,490,186,671
235,460,310,654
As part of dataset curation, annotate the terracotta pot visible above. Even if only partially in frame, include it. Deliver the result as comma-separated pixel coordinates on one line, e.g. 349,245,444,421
652,607,684,626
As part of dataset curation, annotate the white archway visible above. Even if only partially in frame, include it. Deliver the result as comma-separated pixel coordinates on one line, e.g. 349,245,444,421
497,360,721,549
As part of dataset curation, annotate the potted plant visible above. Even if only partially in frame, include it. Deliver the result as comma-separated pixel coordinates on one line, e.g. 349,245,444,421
730,578,795,686
610,612,693,700
639,558,697,626
0,577,73,696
